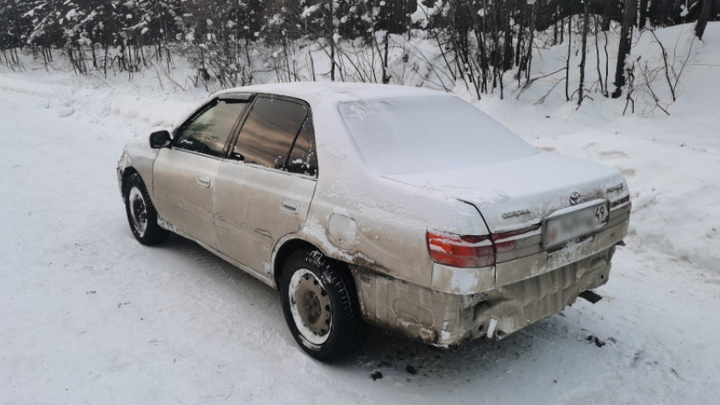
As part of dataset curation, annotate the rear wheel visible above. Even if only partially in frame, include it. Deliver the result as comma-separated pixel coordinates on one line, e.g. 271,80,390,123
124,173,169,245
279,249,367,362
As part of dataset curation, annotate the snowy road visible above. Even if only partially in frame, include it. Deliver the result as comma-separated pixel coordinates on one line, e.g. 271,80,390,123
1,81,719,405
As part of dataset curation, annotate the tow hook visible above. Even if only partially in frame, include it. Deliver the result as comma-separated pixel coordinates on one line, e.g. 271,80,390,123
616,240,626,247
579,290,603,304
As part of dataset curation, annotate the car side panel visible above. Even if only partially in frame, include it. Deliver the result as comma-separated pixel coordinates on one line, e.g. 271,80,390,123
117,138,160,196
213,161,317,278
296,179,490,290
152,149,221,249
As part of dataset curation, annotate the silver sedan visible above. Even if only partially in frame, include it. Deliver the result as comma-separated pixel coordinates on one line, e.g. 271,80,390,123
117,83,631,362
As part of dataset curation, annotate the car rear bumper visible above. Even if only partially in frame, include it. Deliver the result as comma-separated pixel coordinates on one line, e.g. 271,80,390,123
351,220,627,347
428,215,629,296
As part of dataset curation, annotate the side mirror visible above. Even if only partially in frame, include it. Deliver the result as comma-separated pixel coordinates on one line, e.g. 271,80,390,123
149,130,172,149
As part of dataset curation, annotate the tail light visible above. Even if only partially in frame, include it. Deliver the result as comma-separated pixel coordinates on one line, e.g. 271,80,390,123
426,231,495,268
427,225,541,268
611,195,631,212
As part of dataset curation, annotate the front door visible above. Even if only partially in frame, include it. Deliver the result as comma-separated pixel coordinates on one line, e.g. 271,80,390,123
213,96,319,279
152,98,249,248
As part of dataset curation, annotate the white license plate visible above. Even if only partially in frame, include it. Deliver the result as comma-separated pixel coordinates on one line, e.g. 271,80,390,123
543,200,609,248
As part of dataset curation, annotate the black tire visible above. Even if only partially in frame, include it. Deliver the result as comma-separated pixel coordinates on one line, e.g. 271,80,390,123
279,249,367,362
123,172,170,245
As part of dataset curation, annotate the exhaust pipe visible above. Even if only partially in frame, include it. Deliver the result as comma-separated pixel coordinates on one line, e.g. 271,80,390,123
486,318,499,339
579,290,603,304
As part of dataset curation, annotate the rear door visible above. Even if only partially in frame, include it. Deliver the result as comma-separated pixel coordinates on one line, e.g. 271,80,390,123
152,98,250,248
213,96,318,279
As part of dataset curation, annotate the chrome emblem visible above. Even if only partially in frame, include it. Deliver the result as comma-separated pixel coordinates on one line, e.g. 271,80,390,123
501,209,531,219
569,192,582,206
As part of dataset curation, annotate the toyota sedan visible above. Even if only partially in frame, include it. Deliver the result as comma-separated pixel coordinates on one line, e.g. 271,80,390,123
117,83,631,362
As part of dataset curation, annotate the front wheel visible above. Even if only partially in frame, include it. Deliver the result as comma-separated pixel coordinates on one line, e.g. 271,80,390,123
123,173,169,245
279,249,367,362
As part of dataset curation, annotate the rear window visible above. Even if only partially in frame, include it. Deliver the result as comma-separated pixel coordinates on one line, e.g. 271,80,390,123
338,96,538,175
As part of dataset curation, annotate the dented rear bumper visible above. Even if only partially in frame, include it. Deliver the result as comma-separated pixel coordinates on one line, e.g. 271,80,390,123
351,220,627,347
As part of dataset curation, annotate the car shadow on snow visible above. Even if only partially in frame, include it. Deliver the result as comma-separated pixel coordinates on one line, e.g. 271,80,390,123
340,317,581,383
157,234,286,315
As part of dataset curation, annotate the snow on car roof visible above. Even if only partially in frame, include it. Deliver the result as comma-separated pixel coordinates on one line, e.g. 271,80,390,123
215,82,450,105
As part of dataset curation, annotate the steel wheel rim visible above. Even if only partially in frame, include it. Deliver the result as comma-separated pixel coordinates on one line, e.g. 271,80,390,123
288,268,332,345
128,187,148,237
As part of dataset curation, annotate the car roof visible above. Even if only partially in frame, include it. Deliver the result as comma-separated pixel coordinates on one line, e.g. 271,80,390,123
214,82,451,106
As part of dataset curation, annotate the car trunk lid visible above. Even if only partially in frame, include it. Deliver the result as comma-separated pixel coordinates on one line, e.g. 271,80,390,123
384,151,627,234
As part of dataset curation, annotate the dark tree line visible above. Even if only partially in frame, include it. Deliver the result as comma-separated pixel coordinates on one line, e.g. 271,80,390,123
0,0,717,101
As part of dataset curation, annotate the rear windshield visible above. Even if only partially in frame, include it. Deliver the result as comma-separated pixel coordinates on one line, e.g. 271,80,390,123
338,96,538,174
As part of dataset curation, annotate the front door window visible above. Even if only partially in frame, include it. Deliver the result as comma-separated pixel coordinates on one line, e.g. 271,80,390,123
175,100,248,157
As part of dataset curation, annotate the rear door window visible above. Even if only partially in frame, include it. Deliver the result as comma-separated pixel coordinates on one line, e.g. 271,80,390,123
234,97,313,173
286,118,318,177
175,100,248,158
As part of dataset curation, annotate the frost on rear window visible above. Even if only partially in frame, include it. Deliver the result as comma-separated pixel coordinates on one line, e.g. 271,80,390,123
338,96,538,175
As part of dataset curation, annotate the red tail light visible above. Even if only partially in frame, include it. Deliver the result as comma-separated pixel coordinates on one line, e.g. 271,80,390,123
427,231,495,268
427,225,542,268
611,195,631,212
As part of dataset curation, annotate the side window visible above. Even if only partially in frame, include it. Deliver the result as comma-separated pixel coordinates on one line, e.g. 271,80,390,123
286,117,318,177
175,100,248,158
234,97,308,170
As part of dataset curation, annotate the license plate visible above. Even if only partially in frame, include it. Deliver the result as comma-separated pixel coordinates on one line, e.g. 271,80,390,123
543,199,609,248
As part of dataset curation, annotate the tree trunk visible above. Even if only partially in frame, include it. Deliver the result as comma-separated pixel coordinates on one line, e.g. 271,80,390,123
329,0,336,81
565,13,571,102
525,2,537,82
578,1,589,106
695,0,713,40
559,4,564,44
595,15,608,97
503,0,513,71
382,30,390,84
612,0,637,98
639,0,649,28
515,3,524,69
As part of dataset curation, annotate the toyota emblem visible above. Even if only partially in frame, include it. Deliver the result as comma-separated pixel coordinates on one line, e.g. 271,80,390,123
569,192,581,206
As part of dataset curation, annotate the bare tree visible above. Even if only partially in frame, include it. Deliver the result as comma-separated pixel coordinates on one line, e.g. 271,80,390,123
578,0,590,106
565,14,571,101
612,0,637,98
695,0,714,40
328,0,336,81
594,14,609,97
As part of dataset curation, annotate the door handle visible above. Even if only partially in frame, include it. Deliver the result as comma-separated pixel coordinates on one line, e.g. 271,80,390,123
197,176,211,188
281,199,299,213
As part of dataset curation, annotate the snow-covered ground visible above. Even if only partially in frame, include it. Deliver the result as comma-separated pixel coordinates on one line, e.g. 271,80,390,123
1,23,719,405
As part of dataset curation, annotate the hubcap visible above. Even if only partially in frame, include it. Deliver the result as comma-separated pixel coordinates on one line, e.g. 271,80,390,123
128,187,148,237
288,269,332,345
